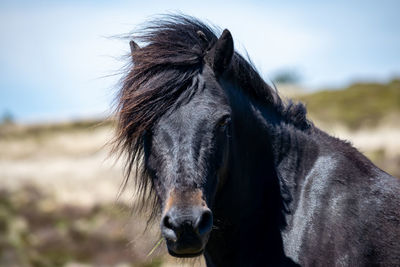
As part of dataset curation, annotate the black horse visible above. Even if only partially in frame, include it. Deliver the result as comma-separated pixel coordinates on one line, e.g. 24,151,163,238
114,16,400,266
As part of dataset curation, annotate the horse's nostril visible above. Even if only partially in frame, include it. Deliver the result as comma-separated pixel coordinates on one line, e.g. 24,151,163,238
162,214,178,242
163,215,174,230
161,207,212,243
196,210,213,236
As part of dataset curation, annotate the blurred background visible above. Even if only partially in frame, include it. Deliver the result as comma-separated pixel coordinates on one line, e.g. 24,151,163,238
1,0,399,266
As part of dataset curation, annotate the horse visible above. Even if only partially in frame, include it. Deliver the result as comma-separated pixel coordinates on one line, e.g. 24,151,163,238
113,15,400,266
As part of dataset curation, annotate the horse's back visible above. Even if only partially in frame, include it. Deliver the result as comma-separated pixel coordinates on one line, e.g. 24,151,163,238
283,148,400,266
357,170,400,266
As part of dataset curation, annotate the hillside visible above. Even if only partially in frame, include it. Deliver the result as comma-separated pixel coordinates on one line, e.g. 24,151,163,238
297,79,400,130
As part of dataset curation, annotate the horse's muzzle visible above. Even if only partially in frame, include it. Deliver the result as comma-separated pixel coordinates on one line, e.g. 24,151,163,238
161,206,213,257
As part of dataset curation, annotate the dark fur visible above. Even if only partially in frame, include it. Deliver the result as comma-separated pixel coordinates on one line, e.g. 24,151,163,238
114,15,400,266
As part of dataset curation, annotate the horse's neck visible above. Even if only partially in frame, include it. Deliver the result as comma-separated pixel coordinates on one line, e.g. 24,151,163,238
205,120,292,266
271,124,320,212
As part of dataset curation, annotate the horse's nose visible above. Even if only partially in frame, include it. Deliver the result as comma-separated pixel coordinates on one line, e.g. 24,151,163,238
161,206,213,242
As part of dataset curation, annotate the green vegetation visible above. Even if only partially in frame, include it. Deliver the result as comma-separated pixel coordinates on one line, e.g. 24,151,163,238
0,111,14,125
0,185,162,267
298,79,400,130
272,69,302,85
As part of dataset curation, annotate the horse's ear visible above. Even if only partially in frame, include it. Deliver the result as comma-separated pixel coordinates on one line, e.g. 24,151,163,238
206,29,234,75
129,40,140,61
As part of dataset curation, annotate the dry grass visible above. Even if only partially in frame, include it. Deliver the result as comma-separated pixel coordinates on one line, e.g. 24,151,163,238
0,121,206,266
1,78,399,265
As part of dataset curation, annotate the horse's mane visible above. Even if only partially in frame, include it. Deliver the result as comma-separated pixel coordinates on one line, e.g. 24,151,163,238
113,15,311,216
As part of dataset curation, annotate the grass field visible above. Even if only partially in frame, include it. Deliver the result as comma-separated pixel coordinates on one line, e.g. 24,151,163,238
298,79,400,130
1,79,399,266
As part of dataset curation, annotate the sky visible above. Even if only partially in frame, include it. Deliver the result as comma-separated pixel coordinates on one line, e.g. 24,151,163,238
0,0,399,122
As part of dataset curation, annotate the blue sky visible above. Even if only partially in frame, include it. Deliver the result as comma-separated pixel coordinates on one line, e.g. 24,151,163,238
1,0,399,122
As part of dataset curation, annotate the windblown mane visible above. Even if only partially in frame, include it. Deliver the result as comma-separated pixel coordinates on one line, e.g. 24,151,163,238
113,15,311,215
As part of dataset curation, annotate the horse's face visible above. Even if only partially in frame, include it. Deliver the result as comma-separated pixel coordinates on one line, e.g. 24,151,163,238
144,65,232,257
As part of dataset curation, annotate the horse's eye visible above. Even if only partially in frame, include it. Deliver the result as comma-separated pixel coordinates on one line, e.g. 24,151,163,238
217,117,231,130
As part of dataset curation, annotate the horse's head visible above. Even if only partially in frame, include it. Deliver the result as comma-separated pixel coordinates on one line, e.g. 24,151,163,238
142,30,234,257
116,16,308,264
